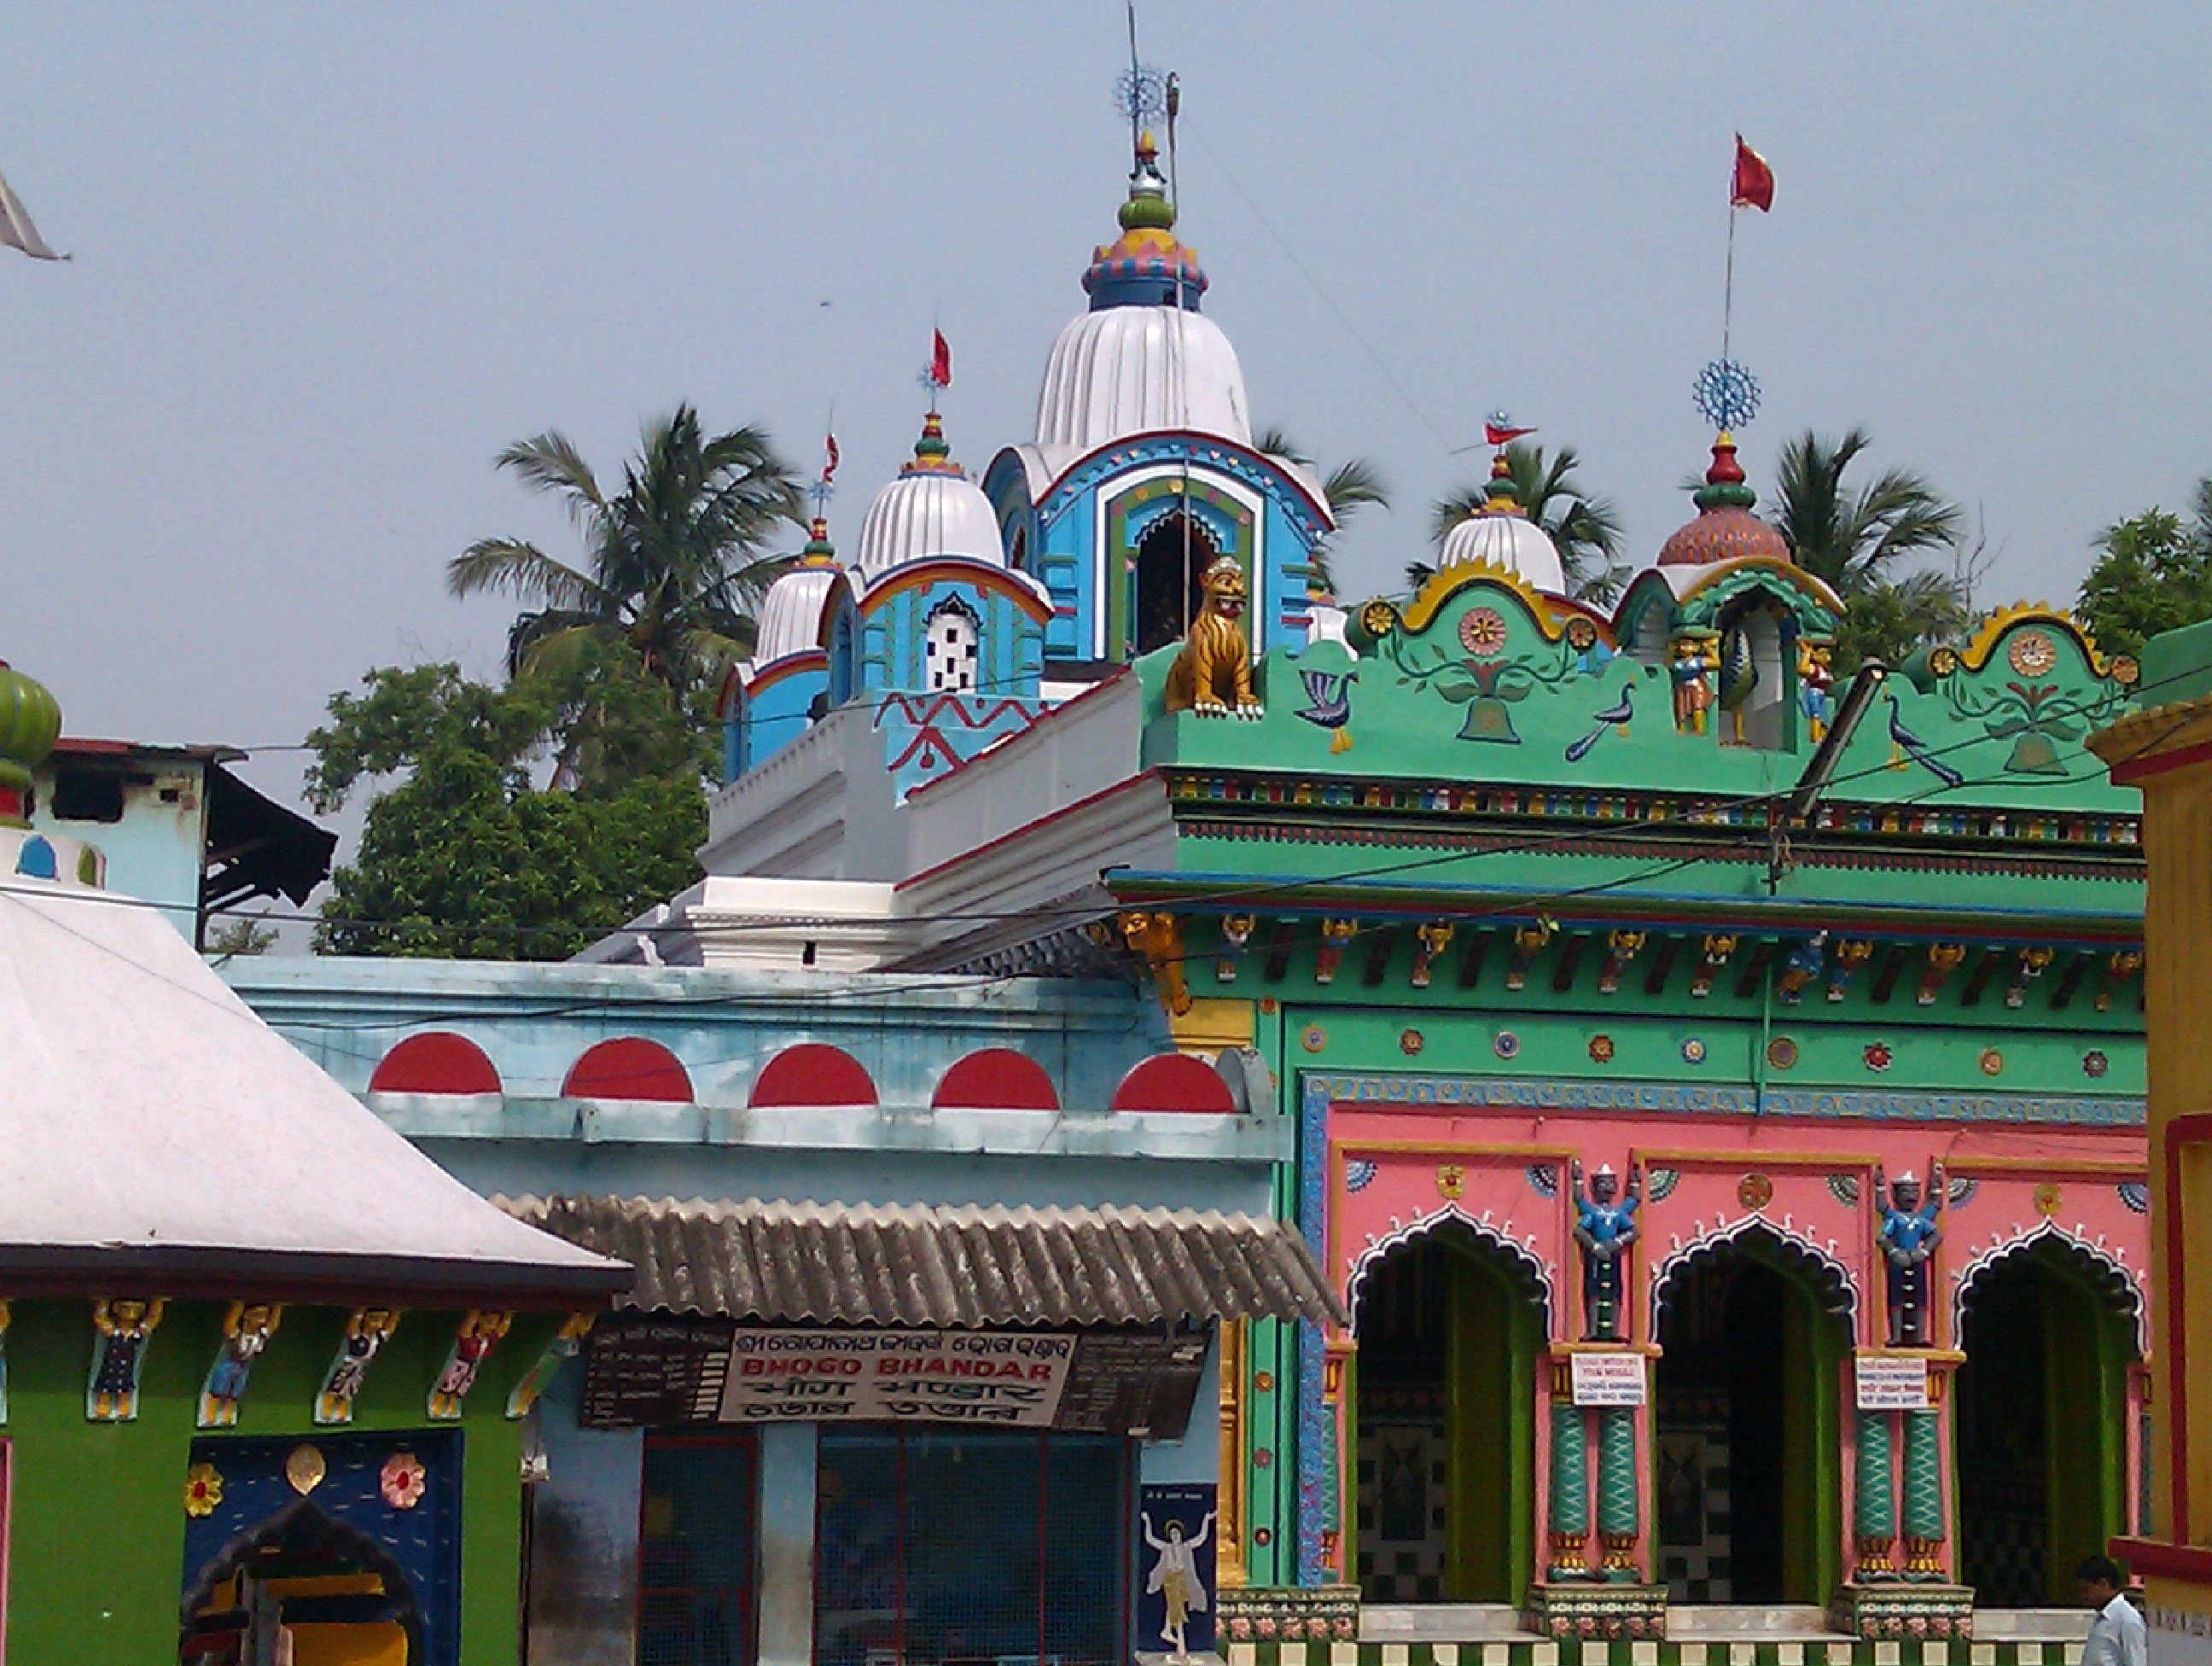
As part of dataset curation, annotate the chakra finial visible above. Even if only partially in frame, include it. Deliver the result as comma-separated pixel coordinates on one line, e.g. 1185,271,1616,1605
1115,63,1170,133
1692,358,1761,434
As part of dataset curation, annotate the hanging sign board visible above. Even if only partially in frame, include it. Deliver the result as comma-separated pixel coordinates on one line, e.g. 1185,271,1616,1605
1569,1351,1648,1406
718,1329,1077,1426
579,1316,736,1428
1854,1354,1931,1410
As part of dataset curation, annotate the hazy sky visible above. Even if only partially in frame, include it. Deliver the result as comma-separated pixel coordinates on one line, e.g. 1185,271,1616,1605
6,4,2210,839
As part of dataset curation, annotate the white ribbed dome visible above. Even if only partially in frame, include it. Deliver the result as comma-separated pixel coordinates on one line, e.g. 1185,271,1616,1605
748,565,840,669
1035,306,1252,451
1439,512,1567,595
852,470,1003,584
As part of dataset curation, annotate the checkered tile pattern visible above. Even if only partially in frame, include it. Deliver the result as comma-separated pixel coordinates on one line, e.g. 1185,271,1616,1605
1656,1401,1732,1604
1356,1418,1450,1601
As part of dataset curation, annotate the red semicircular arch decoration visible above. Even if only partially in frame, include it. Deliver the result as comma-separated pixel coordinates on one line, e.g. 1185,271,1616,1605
750,1043,876,1109
1109,1052,1237,1115
563,1038,693,1104
931,1048,1060,1111
368,1032,501,1097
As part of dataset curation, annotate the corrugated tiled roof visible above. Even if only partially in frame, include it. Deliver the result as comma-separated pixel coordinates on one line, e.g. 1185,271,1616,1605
497,1195,1347,1329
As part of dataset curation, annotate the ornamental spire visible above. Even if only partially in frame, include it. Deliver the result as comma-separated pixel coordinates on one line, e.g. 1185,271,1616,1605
0,659,61,825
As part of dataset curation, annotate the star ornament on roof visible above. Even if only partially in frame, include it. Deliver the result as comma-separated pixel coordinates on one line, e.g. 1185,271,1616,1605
1692,358,1762,433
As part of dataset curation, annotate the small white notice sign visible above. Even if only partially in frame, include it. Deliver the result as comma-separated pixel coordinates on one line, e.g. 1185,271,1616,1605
1855,1355,1930,1410
1569,1351,1647,1406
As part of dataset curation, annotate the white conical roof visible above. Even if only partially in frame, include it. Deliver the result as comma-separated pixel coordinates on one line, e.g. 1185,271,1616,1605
1035,305,1252,451
852,413,1003,584
0,830,623,1298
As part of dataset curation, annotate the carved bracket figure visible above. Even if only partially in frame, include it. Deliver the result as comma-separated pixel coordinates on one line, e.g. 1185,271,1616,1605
1778,930,1829,1005
89,1296,166,1422
1314,918,1358,985
1670,634,1717,735
1828,938,1875,1002
2096,949,2143,1013
1799,640,1836,741
1161,555,1263,719
429,1309,513,1420
199,1301,283,1429
1597,929,1645,995
1571,1161,1642,1342
317,1308,401,1426
1118,911,1192,1017
1874,1162,1945,1348
1217,913,1256,982
1690,933,1738,999
1505,921,1553,991
2005,946,2054,1009
1917,944,1966,1006
1411,921,1455,988
507,1313,596,1419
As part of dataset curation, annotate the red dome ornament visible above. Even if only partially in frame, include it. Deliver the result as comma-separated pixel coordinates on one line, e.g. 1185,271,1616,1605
1657,435,1791,568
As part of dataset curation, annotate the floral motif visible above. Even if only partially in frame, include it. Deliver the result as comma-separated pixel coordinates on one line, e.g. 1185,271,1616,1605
2007,631,2058,675
1436,1164,1465,1201
1680,1037,1707,1065
1400,1028,1424,1057
1258,996,1278,1015
2083,1049,2110,1079
1588,1034,1615,1064
1345,1159,1377,1193
1458,607,1509,659
1493,1030,1521,1060
1864,1041,1894,1073
1301,1024,1326,1054
1827,1174,1862,1208
2034,1182,2063,1219
1526,1162,1560,1199
1767,1036,1799,1069
184,1462,224,1517
2110,655,2141,686
1738,1173,1774,1211
1644,1167,1682,1202
1979,1047,2004,1076
2117,1180,2150,1215
380,1451,428,1511
285,1443,325,1495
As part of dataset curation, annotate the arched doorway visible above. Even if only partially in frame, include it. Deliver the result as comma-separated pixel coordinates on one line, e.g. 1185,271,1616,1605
180,1497,426,1663
1652,1230,1847,1605
1956,1236,2141,1606
1132,512,1220,655
1352,1222,1544,1605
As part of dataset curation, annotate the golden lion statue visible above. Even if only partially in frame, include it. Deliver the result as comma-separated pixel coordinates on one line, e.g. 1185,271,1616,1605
1163,555,1263,719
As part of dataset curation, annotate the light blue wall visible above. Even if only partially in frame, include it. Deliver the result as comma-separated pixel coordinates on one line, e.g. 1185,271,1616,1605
29,752,208,935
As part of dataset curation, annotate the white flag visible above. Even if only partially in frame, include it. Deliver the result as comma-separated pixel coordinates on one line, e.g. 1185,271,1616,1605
0,169,66,261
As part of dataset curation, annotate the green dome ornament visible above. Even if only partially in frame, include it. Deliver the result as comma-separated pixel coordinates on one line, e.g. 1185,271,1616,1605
0,660,62,818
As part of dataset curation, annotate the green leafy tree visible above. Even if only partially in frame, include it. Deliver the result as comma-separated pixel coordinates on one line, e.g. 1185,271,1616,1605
1831,570,1974,675
1767,428,1962,597
447,405,805,691
206,914,278,958
1255,427,1391,597
305,661,708,959
2075,484,2212,661
1415,441,1627,603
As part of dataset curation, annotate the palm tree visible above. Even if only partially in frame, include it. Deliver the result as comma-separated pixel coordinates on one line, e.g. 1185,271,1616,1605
448,405,805,691
1765,428,1961,597
1419,441,1627,603
1255,427,1391,597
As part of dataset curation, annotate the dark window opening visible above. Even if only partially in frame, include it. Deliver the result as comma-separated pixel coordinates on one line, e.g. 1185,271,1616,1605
816,1430,1128,1666
1132,513,1220,656
640,1432,759,1666
50,766,126,823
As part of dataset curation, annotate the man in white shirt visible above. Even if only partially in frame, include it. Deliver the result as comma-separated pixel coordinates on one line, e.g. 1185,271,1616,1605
2080,1555,2147,1666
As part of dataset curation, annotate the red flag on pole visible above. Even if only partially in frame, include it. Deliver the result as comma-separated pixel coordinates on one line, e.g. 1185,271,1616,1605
1484,420,1537,448
1732,135,1774,213
824,434,840,481
930,329,952,390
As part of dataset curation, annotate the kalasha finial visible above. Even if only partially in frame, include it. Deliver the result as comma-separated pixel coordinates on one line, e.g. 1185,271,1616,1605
799,516,837,568
0,658,62,824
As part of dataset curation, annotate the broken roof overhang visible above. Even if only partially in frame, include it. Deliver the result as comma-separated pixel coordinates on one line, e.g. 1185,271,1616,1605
203,761,338,912
499,1194,1348,1330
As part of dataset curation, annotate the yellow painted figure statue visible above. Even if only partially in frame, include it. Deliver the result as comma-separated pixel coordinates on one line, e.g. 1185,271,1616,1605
1143,1508,1216,1658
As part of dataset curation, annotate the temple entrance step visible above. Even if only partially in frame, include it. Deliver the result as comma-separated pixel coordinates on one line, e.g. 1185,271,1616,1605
1666,1606,1848,1640
1360,1605,1541,1643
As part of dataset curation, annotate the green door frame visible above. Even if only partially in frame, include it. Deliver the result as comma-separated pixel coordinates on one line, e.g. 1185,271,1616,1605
1441,1239,1540,1604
